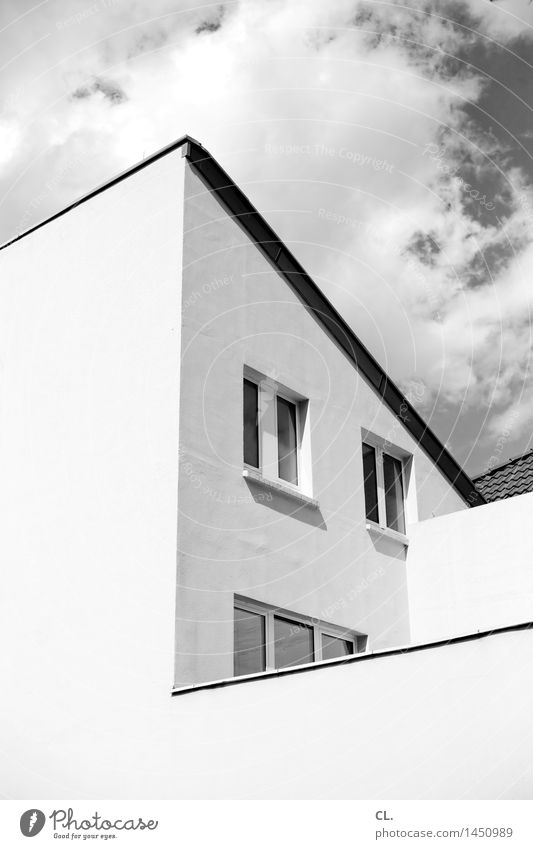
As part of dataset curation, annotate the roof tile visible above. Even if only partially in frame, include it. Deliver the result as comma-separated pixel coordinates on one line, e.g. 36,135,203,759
473,450,533,502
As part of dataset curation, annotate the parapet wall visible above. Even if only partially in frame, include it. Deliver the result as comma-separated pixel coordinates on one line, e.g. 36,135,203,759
407,491,533,643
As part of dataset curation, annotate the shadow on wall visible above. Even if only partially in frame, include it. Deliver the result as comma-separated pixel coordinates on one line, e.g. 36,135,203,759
243,478,327,530
365,532,407,559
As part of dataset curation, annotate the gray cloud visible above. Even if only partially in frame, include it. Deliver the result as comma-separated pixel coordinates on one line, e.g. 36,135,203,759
71,77,127,104
195,5,225,34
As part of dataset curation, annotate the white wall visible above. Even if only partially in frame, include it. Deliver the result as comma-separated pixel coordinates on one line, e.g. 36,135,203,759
3,623,533,799
0,151,186,789
408,491,533,643
175,161,467,686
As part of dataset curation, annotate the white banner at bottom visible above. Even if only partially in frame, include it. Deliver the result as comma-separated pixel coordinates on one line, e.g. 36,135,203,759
1,800,532,848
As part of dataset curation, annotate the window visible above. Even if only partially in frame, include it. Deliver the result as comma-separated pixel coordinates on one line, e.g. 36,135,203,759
234,606,266,677
243,370,311,495
362,442,379,524
321,633,354,661
277,396,298,484
233,596,366,677
383,452,405,533
243,379,259,468
274,616,313,668
362,440,407,535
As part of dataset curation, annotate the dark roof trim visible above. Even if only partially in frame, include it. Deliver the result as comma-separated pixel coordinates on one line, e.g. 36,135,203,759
0,134,484,507
172,619,533,696
183,139,485,507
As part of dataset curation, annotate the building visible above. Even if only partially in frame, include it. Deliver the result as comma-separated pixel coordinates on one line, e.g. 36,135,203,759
1,136,532,799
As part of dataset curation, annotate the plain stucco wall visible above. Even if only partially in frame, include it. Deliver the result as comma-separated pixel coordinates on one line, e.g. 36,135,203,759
4,624,533,799
408,491,533,643
0,151,186,788
175,161,467,686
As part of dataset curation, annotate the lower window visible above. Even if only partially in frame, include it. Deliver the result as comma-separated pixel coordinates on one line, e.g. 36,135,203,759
233,596,367,677
234,606,266,677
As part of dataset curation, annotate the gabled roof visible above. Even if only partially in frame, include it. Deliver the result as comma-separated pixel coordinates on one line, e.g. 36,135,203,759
473,450,533,503
0,135,485,508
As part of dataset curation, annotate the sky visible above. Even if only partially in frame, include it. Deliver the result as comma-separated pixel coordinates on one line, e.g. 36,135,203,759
1,0,533,475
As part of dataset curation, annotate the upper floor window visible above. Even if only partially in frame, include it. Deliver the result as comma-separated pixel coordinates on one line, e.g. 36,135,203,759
362,440,408,535
243,378,259,468
276,395,298,484
233,596,367,678
243,369,312,494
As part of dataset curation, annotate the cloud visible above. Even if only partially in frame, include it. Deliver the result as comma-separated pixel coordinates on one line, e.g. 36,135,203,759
1,0,533,468
71,76,127,104
195,5,225,35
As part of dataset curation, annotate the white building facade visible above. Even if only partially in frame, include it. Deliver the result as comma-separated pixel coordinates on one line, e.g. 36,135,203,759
174,139,478,687
2,137,532,799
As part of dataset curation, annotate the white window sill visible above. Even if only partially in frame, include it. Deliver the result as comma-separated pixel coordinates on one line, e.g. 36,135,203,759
366,520,409,546
242,468,319,509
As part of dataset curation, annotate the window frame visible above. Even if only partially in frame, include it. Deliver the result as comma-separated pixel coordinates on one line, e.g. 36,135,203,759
362,441,380,524
361,434,411,537
274,389,300,487
243,377,261,470
233,595,367,675
243,368,311,496
382,450,406,534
